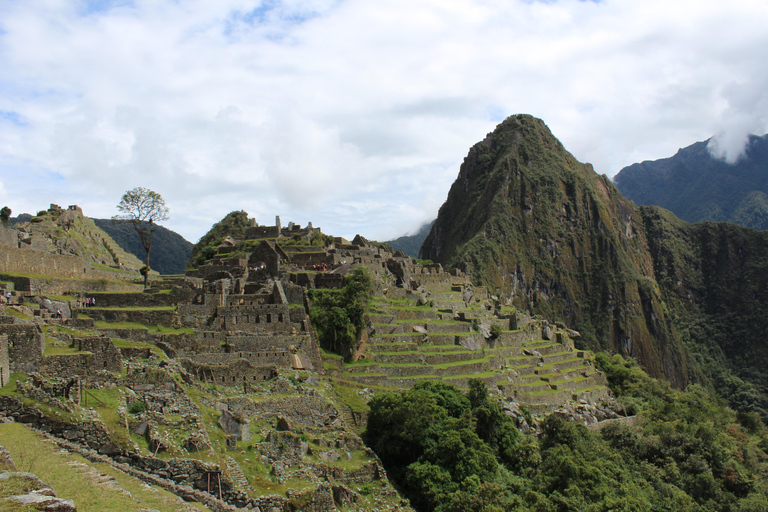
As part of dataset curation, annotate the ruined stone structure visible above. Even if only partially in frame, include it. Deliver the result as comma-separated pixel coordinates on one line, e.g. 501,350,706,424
74,336,123,373
0,324,44,373
217,408,251,441
179,358,278,386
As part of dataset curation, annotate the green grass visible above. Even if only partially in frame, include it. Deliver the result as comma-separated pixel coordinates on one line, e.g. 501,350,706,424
1,308,32,320
0,423,210,511
0,373,27,395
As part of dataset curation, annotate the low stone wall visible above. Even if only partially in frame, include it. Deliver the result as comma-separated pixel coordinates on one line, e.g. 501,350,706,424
38,353,92,377
226,334,308,352
0,334,9,388
190,351,291,368
0,395,118,453
427,322,471,333
0,273,140,296
78,308,180,328
85,292,175,308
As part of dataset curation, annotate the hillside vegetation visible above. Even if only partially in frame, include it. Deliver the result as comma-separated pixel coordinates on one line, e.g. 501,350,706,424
367,356,768,512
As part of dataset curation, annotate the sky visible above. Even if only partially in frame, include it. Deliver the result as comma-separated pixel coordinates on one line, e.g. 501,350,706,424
1,0,767,244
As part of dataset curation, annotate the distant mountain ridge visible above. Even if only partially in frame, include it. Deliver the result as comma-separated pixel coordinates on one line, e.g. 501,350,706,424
93,218,193,275
613,133,768,229
383,220,434,258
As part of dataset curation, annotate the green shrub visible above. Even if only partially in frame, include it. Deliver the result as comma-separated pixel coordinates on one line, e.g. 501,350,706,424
127,401,147,414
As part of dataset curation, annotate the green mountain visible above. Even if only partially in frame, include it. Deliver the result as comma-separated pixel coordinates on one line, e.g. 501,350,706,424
185,210,252,269
93,218,193,275
384,220,434,258
420,114,768,418
614,133,768,229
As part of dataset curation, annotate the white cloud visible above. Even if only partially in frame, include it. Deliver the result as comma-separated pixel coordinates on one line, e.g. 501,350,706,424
1,0,767,242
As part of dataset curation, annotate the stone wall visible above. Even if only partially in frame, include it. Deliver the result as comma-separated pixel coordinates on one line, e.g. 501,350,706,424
0,226,17,247
176,303,217,329
0,273,140,295
179,358,277,386
0,245,139,282
282,282,305,304
0,334,8,388
234,395,339,428
159,332,224,355
0,395,118,453
0,324,44,372
38,353,92,377
78,308,180,328
218,409,250,441
189,351,291,367
226,334,308,352
219,304,292,332
84,292,175,308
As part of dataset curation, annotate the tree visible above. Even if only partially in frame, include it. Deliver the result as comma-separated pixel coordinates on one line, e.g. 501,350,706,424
0,206,10,226
113,187,169,288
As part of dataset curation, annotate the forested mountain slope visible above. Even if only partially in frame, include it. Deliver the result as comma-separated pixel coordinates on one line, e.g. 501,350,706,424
94,218,193,275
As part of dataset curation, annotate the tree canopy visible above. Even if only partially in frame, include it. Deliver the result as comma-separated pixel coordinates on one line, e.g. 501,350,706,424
366,364,768,512
113,187,169,287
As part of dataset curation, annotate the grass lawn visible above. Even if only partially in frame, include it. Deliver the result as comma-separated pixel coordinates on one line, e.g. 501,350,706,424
0,423,210,511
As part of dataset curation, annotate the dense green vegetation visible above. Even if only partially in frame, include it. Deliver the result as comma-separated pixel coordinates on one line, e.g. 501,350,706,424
366,357,768,512
614,133,768,230
307,267,373,357
185,210,251,269
94,218,193,275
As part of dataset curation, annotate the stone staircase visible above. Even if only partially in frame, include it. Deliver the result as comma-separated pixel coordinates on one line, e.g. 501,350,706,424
223,455,249,491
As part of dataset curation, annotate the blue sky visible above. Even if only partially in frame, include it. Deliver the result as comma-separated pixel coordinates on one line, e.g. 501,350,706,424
1,0,767,243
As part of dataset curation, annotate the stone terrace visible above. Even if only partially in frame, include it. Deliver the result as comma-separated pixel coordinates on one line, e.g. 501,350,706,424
330,289,609,413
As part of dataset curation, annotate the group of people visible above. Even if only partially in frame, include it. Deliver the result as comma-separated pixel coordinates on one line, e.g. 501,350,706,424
77,297,97,308
311,260,347,271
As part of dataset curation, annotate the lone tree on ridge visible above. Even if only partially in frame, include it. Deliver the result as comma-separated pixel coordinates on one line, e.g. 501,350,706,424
114,187,169,289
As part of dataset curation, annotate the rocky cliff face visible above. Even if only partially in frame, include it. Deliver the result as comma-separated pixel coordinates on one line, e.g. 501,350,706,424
421,114,694,385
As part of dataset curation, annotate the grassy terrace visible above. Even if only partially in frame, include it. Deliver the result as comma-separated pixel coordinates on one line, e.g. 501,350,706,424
0,423,210,512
